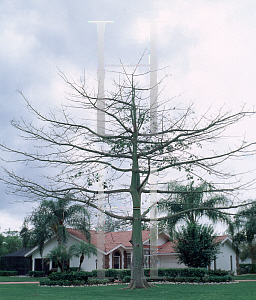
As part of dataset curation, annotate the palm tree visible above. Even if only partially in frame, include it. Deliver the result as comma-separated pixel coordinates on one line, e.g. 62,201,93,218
158,181,231,239
21,196,91,256
229,202,256,266
45,245,74,272
69,241,97,271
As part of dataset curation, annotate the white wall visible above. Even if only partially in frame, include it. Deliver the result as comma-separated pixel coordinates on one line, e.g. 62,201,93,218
210,241,237,274
157,254,186,268
30,235,100,272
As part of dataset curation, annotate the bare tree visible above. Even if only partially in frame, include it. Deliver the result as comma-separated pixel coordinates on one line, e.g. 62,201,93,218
0,68,255,288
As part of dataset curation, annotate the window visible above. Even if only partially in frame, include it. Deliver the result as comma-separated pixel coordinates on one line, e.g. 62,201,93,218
127,253,131,269
114,252,121,269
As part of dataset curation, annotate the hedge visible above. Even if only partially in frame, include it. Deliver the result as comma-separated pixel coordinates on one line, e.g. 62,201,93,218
48,271,89,282
39,268,233,286
119,274,233,284
29,271,45,277
0,270,18,276
92,268,231,279
40,277,109,286
91,269,131,280
238,264,256,274
40,279,86,286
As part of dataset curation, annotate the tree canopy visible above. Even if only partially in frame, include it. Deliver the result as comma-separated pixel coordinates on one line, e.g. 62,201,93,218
21,197,91,256
1,68,256,288
175,223,221,268
158,181,231,239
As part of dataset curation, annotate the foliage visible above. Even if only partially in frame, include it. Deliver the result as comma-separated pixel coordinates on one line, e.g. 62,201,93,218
21,197,91,256
1,67,255,289
102,215,132,232
166,275,232,283
87,278,109,285
228,202,256,266
29,271,45,277
0,230,22,257
40,278,86,286
235,203,256,242
92,267,228,280
175,223,221,268
238,264,256,274
158,181,231,239
0,270,18,276
45,245,74,272
69,241,97,271
48,271,89,282
239,241,256,262
123,275,131,283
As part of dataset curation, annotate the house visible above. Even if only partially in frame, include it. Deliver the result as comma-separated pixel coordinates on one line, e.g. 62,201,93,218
25,229,237,274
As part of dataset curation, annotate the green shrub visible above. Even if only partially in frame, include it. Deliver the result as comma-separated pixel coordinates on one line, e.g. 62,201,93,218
88,278,109,285
39,279,51,286
146,276,167,282
157,268,208,278
239,264,256,274
29,271,44,277
105,269,118,278
118,269,131,280
0,270,18,276
165,275,233,283
48,271,89,283
123,276,131,283
208,269,229,276
39,278,86,286
91,269,106,278
158,268,180,277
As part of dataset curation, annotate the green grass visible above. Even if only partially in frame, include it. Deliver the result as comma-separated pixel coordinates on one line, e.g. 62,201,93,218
234,274,256,280
0,276,40,282
0,282,256,300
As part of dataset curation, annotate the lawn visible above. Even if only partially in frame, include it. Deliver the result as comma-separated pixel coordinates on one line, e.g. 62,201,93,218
0,282,255,300
234,274,256,280
0,276,40,282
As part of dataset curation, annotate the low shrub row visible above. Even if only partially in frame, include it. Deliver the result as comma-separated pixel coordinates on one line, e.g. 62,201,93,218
88,278,109,285
166,275,233,283
90,268,230,280
38,268,233,286
48,271,90,282
238,264,256,274
29,271,45,277
122,275,233,284
0,270,18,276
91,268,131,280
40,279,86,286
40,277,109,286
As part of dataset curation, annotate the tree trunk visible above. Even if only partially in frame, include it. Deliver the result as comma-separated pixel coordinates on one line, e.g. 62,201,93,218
127,114,151,289
127,214,150,289
79,254,84,271
236,248,240,274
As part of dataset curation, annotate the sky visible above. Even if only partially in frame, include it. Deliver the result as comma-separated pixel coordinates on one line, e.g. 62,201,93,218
0,0,256,233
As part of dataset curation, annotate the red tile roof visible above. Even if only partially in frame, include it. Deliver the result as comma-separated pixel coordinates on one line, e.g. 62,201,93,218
157,241,177,254
214,235,229,243
67,228,150,253
67,229,231,254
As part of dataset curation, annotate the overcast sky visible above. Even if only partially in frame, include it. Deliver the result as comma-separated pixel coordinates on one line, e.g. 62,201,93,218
1,0,256,233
